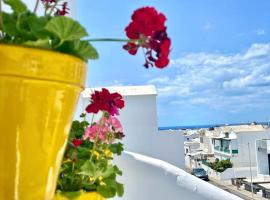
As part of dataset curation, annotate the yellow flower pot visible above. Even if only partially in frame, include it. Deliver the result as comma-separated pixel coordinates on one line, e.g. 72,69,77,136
0,44,86,200
54,191,105,200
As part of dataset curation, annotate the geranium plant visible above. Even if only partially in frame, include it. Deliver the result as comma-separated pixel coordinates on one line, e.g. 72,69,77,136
0,0,172,199
0,0,171,68
56,88,125,198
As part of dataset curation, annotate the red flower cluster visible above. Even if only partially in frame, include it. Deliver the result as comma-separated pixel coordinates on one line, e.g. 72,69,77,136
85,88,124,116
41,0,55,3
123,7,171,69
41,0,69,16
56,2,69,16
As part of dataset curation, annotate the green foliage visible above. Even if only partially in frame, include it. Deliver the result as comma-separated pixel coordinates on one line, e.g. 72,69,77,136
58,40,98,61
208,159,233,173
0,1,98,62
57,117,124,198
110,142,124,155
45,16,88,41
55,191,83,200
69,120,89,139
3,0,27,13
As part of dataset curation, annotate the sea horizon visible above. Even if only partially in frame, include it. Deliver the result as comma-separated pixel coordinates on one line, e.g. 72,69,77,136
158,121,270,130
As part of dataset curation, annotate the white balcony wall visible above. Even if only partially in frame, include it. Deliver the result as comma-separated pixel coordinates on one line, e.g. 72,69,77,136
113,152,243,200
74,86,185,169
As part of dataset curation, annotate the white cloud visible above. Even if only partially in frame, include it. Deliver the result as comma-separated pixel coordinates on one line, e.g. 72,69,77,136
149,43,270,113
255,29,266,36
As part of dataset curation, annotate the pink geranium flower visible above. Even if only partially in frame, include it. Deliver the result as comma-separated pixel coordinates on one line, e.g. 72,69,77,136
109,116,123,133
83,123,110,142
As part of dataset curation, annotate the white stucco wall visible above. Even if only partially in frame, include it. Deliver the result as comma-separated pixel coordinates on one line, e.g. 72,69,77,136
234,131,270,168
202,164,257,180
74,86,185,169
256,140,270,175
256,150,268,175
113,151,243,200
157,130,185,168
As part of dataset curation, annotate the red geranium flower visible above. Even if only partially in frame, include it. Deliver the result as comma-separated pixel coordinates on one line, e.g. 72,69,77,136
41,0,56,3
85,88,124,116
123,7,171,69
41,0,69,16
72,139,83,148
56,2,69,16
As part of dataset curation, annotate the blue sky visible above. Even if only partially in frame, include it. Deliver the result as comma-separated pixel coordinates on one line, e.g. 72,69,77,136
77,0,270,127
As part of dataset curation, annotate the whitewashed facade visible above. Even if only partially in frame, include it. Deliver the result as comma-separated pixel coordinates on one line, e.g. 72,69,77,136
75,85,185,168
210,125,270,178
256,139,270,175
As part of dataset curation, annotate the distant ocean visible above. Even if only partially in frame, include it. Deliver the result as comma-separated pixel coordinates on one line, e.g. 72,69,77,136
158,122,270,131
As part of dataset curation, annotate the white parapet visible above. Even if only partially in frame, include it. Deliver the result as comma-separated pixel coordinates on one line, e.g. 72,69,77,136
76,86,185,168
113,151,243,200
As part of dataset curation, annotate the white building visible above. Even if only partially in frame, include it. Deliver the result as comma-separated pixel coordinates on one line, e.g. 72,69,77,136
183,129,199,141
256,139,270,176
75,85,184,168
184,139,201,155
210,125,270,177
197,129,215,154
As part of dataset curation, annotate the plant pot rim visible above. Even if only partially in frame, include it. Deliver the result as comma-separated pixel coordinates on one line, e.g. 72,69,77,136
0,44,87,88
54,190,105,200
0,44,85,62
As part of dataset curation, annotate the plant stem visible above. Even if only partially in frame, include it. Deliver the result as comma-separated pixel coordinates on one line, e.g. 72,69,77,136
86,38,136,43
89,112,106,161
0,0,3,37
48,0,60,16
33,0,40,14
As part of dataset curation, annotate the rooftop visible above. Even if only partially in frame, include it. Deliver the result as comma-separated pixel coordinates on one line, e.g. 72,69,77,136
221,124,266,133
82,85,157,97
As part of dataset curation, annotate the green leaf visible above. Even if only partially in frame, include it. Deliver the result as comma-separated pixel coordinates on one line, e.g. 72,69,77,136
2,12,50,45
59,40,98,61
80,160,96,177
110,143,124,155
77,147,91,159
101,165,117,178
2,12,17,36
97,185,116,198
3,0,27,13
116,182,124,197
23,39,51,49
56,191,83,199
113,165,122,176
69,120,89,139
45,16,88,42
28,16,51,39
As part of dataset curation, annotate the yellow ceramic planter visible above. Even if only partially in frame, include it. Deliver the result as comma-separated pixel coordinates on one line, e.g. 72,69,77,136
54,191,105,200
0,44,86,200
